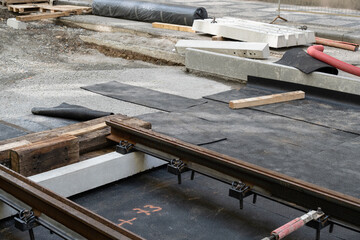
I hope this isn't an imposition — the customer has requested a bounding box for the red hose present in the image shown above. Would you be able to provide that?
[307,45,360,77]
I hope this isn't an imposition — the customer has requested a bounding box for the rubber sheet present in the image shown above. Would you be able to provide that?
[0,122,27,141]
[203,85,360,134]
[32,102,113,121]
[81,81,207,112]
[3,115,78,133]
[178,100,359,197]
[92,0,208,26]
[137,112,226,145]
[275,48,338,74]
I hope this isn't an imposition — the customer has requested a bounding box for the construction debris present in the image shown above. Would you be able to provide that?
[229,91,305,109]
[193,17,315,48]
[175,40,269,59]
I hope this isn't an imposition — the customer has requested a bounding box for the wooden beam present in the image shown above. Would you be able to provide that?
[16,11,70,22]
[229,91,305,109]
[152,22,195,33]
[63,122,107,136]
[10,135,79,177]
[0,115,151,172]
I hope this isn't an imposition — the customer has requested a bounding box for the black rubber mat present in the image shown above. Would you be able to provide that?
[68,167,357,240]
[3,115,78,133]
[275,48,338,74]
[0,122,27,141]
[137,112,226,145]
[180,101,359,198]
[32,102,113,121]
[203,85,360,135]
[82,81,207,112]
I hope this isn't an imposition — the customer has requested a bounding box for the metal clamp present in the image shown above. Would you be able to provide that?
[229,181,256,209]
[305,209,332,240]
[167,159,187,184]
[116,141,134,154]
[14,209,39,240]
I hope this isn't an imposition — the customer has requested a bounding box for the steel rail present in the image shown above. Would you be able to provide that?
[106,119,360,229]
[0,164,143,240]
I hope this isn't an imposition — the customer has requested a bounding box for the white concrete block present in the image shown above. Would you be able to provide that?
[1,152,165,219]
[7,18,27,30]
[175,40,269,59]
[185,48,360,96]
[192,18,315,48]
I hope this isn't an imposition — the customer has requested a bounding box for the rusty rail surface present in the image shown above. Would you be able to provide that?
[0,164,143,240]
[106,119,360,229]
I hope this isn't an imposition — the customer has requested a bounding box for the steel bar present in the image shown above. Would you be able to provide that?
[0,164,143,240]
[106,119,360,229]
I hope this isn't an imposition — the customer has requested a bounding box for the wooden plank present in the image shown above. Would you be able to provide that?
[16,11,70,22]
[10,135,79,177]
[229,91,305,109]
[5,0,48,5]
[0,115,151,170]
[63,122,107,136]
[0,115,126,149]
[7,4,42,13]
[63,118,151,154]
[152,22,195,33]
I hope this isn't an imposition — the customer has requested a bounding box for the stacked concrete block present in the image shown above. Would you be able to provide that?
[192,17,315,48]
[175,40,270,59]
[185,48,360,96]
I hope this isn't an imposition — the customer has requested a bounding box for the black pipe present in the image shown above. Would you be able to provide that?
[92,0,208,26]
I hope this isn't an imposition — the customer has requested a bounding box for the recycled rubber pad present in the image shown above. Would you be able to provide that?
[275,48,338,74]
[203,85,360,135]
[82,81,207,112]
[137,112,226,145]
[0,122,27,141]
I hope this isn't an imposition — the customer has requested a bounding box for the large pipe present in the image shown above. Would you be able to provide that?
[307,45,360,77]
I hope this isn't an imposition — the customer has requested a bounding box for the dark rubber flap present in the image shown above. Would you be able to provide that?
[31,103,113,121]
[276,48,338,75]
[92,0,208,26]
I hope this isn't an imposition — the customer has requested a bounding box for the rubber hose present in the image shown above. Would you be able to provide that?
[307,45,360,77]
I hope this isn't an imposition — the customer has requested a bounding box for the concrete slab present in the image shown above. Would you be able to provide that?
[185,48,360,96]
[192,18,315,48]
[175,40,269,59]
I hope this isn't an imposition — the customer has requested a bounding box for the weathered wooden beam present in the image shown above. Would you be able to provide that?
[0,115,126,165]
[229,91,305,109]
[10,135,79,177]
[0,115,151,174]
[16,11,70,22]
